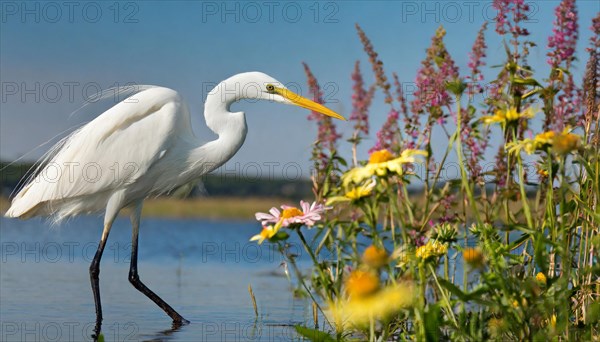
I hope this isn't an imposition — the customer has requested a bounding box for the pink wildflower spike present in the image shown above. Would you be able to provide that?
[547,0,578,68]
[350,61,373,138]
[303,63,341,173]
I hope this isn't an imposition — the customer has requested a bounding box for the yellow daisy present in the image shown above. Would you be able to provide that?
[326,180,376,205]
[482,106,536,125]
[329,281,414,329]
[342,149,427,187]
[249,222,282,244]
[362,245,389,269]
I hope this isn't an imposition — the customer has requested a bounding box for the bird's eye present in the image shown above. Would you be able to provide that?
[266,84,275,93]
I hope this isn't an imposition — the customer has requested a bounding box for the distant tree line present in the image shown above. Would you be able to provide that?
[0,161,313,199]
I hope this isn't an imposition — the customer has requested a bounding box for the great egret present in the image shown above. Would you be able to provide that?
[5,71,344,337]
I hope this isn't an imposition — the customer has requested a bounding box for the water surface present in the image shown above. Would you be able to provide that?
[0,216,315,341]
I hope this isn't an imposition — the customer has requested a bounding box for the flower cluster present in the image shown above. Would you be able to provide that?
[493,0,530,37]
[468,22,488,92]
[355,24,392,104]
[411,26,459,120]
[547,0,579,68]
[415,240,448,260]
[590,12,600,51]
[265,11,599,341]
[349,61,374,139]
[371,109,401,153]
[302,63,341,171]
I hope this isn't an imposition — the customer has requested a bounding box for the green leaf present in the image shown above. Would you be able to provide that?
[334,155,348,167]
[587,301,600,328]
[521,88,541,99]
[534,232,548,273]
[438,278,469,301]
[446,79,467,96]
[509,233,530,251]
[294,325,336,342]
[511,76,541,87]
[269,231,289,242]
[424,303,441,341]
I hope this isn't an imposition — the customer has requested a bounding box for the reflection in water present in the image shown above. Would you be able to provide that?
[0,216,313,341]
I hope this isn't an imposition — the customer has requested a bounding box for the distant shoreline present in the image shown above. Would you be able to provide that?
[0,196,289,220]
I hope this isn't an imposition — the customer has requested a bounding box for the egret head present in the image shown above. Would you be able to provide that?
[230,71,345,121]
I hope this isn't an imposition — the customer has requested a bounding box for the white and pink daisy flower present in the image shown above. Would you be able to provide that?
[255,200,329,228]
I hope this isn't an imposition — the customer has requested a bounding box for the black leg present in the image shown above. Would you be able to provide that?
[89,225,111,339]
[128,212,189,324]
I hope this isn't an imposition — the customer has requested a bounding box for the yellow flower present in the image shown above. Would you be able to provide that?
[281,207,303,219]
[463,247,484,267]
[535,272,547,285]
[362,245,389,269]
[537,167,549,178]
[507,128,581,156]
[326,180,376,205]
[534,131,555,145]
[506,138,535,155]
[550,314,557,328]
[416,240,448,260]
[345,270,380,298]
[368,149,393,164]
[342,149,427,187]
[482,106,536,125]
[249,221,282,244]
[329,282,414,328]
[345,180,376,199]
[552,131,580,154]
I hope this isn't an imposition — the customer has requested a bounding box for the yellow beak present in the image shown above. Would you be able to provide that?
[273,87,346,121]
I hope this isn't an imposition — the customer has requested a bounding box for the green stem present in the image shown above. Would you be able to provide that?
[516,154,534,230]
[428,264,458,327]
[454,95,481,225]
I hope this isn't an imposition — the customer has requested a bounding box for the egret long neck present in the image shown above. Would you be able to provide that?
[188,80,248,176]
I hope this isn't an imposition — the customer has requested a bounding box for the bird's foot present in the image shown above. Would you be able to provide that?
[172,317,190,329]
[91,316,103,340]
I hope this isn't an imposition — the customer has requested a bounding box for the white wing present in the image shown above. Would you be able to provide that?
[6,86,192,220]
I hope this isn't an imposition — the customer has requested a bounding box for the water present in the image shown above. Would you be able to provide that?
[0,216,316,341]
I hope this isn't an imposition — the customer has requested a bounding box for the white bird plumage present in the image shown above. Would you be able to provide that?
[4,71,344,336]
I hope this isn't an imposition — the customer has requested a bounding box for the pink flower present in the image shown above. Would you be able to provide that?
[255,200,329,228]
[356,24,393,104]
[350,61,374,138]
[467,23,488,96]
[303,63,341,173]
[493,0,530,37]
[547,0,578,68]
[370,109,400,154]
[590,12,600,51]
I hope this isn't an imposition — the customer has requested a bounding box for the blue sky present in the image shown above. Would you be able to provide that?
[1,1,598,180]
